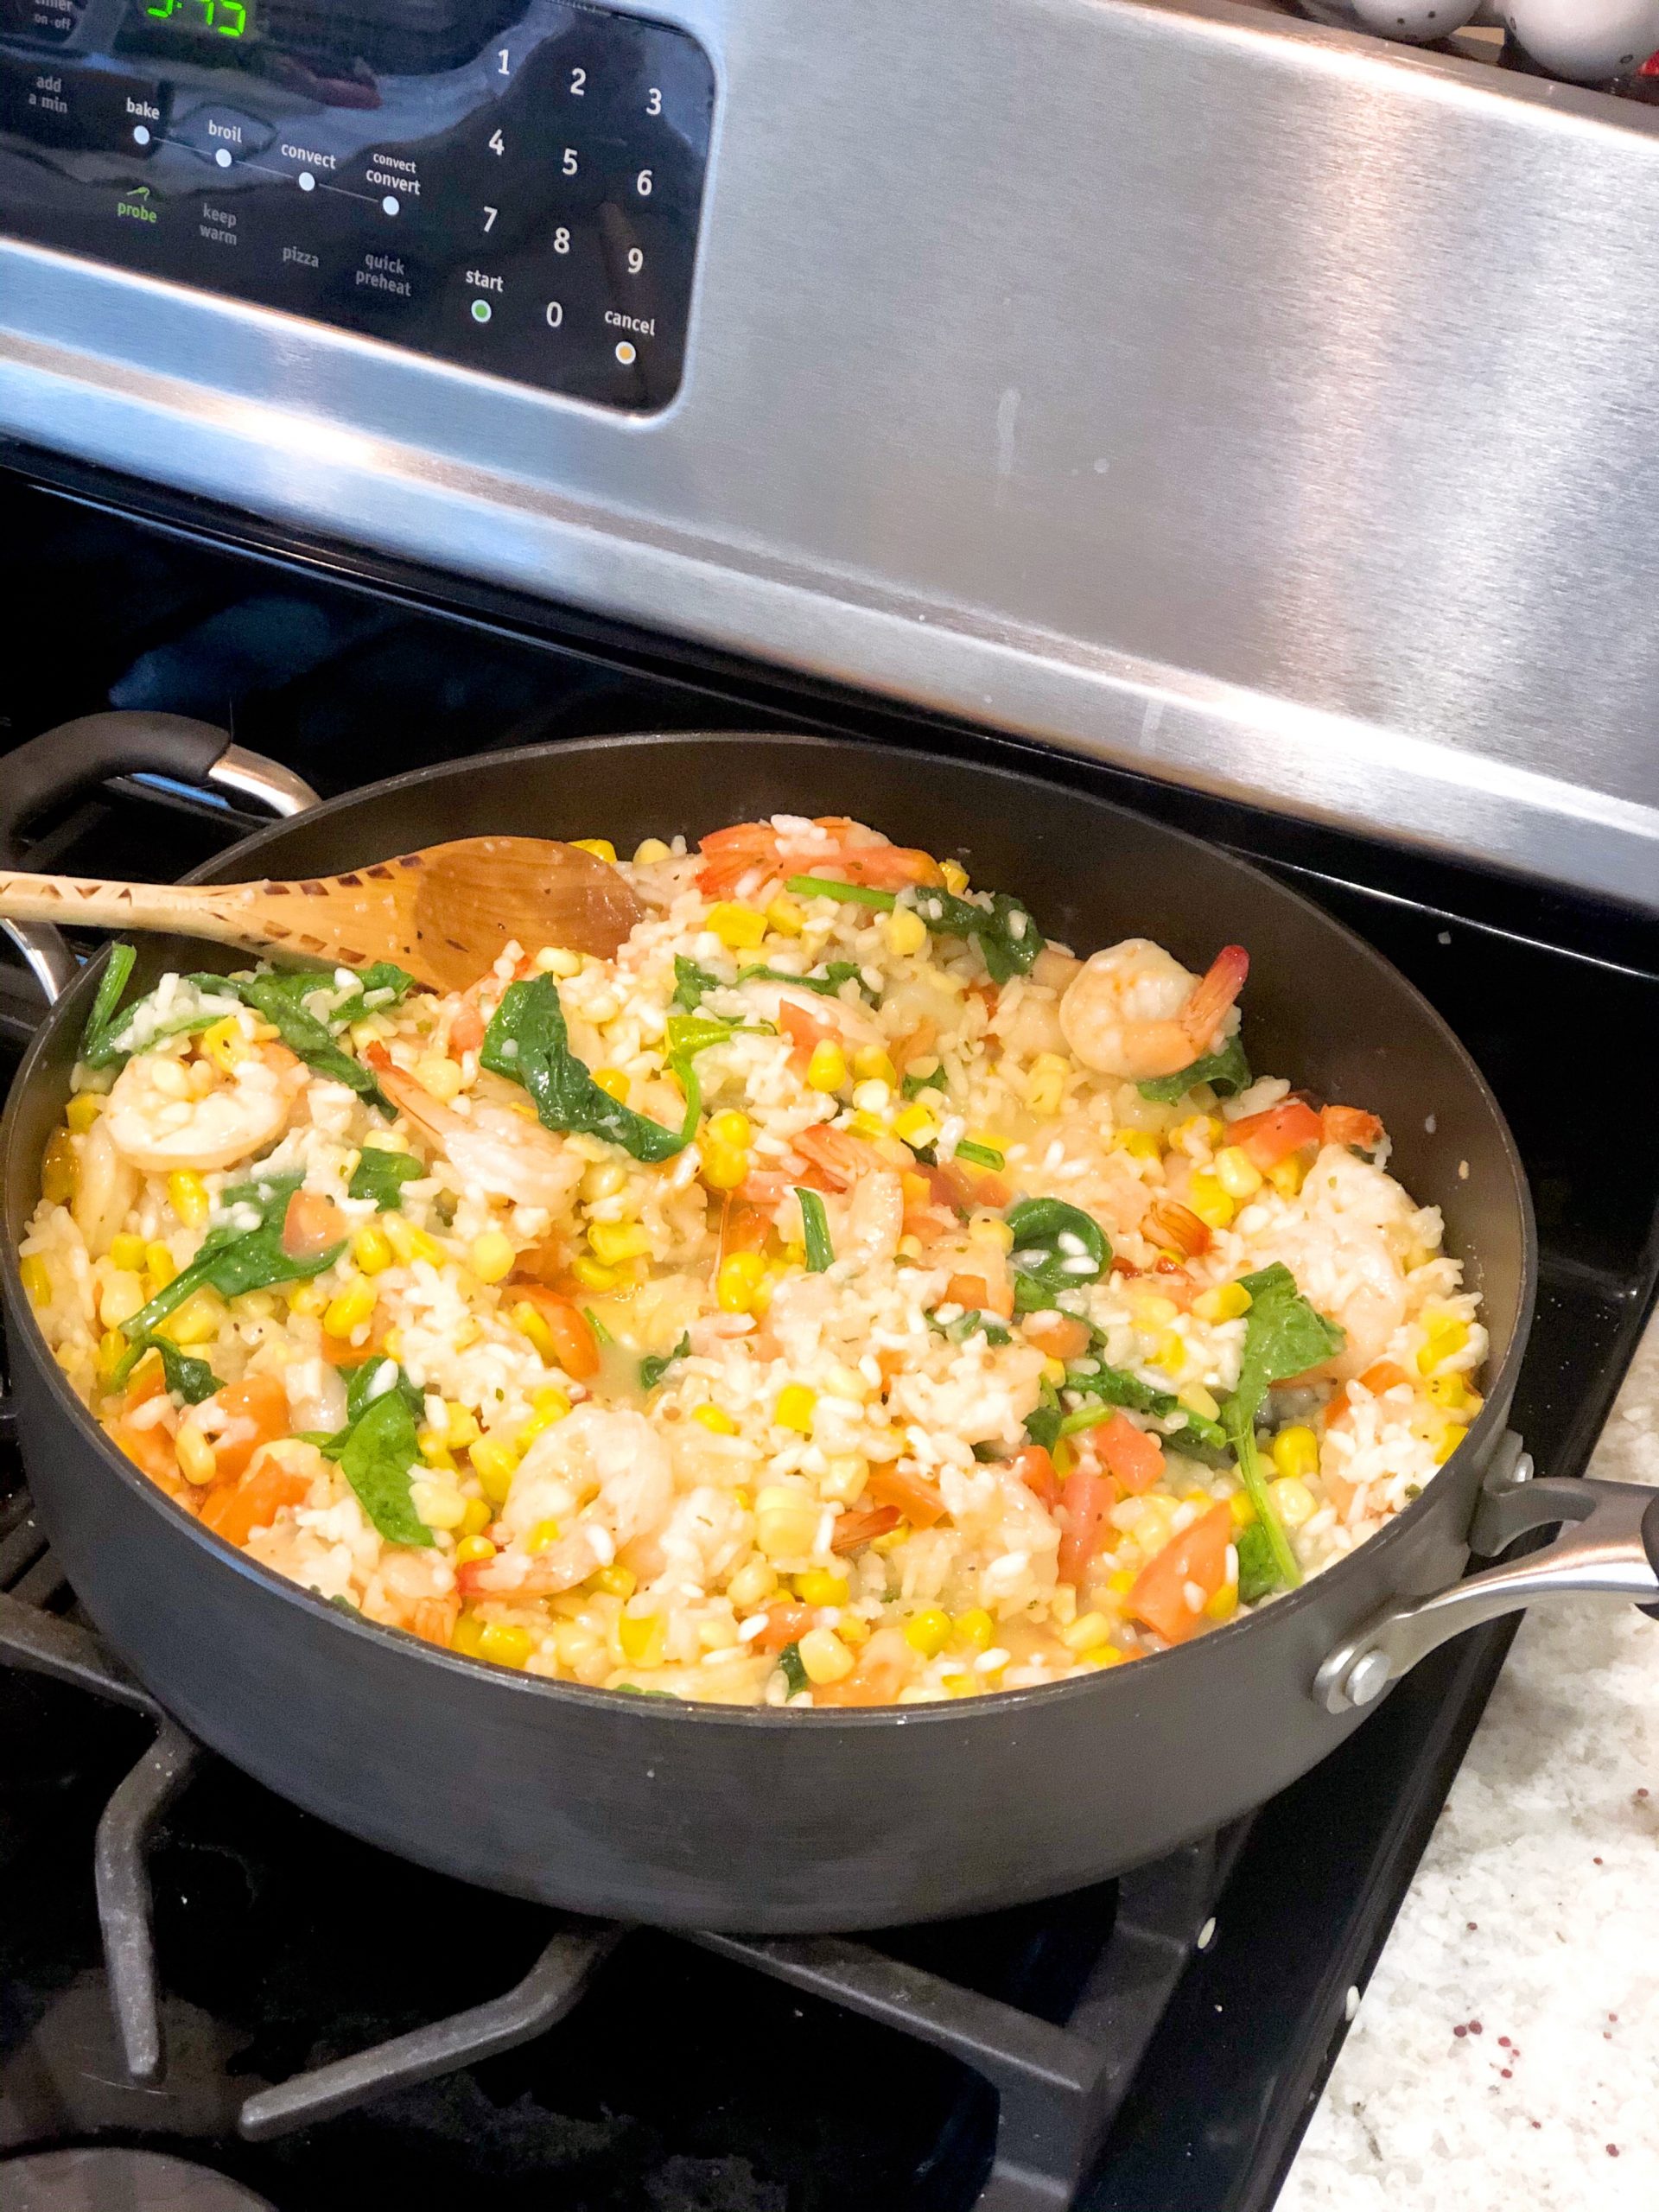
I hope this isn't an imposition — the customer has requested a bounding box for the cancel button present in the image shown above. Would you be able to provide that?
[604,309,655,338]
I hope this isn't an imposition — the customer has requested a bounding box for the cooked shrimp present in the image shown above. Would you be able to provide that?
[696,816,940,899]
[104,1046,302,1174]
[1255,1146,1416,1382]
[72,1115,139,1257]
[1059,940,1249,1082]
[463,1406,673,1598]
[365,1047,584,1213]
[836,1167,906,1268]
[741,977,885,1055]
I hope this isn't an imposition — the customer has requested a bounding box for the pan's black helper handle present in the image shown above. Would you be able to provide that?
[0,711,320,1003]
[1316,1433,1659,1712]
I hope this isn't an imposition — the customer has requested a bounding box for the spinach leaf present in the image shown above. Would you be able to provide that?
[342,1355,423,1427]
[797,1188,835,1273]
[901,1063,945,1099]
[663,1013,745,1060]
[778,1641,810,1697]
[785,875,897,912]
[1004,1198,1109,1313]
[1219,1263,1345,1591]
[954,1138,1005,1170]
[639,1332,691,1391]
[671,955,722,1011]
[482,973,690,1164]
[78,943,137,1064]
[907,886,1046,983]
[122,1173,342,1341]
[110,1333,221,1404]
[79,950,244,1071]
[336,1386,432,1548]
[1024,1376,1065,1452]
[585,1307,614,1347]
[927,1307,1013,1348]
[738,960,873,1003]
[347,1146,425,1211]
[1235,1520,1281,1606]
[1138,1033,1252,1104]
[215,972,392,1113]
[1056,1359,1227,1458]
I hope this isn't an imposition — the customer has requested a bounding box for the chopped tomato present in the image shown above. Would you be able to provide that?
[778,999,836,1071]
[107,1416,180,1489]
[1096,1411,1165,1495]
[512,1287,600,1380]
[1357,1360,1413,1396]
[813,1628,915,1706]
[200,1453,312,1548]
[866,1462,947,1529]
[1227,1099,1323,1171]
[1011,1444,1061,1511]
[1127,1501,1234,1645]
[281,1188,346,1262]
[510,1236,570,1287]
[718,1195,773,1262]
[1322,1104,1386,1152]
[831,1503,903,1552]
[1022,1311,1092,1362]
[1325,1471,1359,1516]
[944,1271,1014,1321]
[200,1373,289,1483]
[756,1599,816,1652]
[1058,1465,1120,1586]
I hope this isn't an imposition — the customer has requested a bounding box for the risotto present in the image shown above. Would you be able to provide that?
[17,816,1485,1707]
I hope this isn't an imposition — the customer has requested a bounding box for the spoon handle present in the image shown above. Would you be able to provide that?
[0,870,278,953]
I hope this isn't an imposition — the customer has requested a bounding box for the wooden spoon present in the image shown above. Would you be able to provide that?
[0,836,645,993]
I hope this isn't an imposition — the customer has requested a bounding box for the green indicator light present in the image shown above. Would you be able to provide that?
[471,298,493,324]
[146,1,252,32]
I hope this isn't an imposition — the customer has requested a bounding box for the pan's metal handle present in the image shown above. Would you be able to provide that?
[0,712,320,1004]
[1316,1432,1659,1713]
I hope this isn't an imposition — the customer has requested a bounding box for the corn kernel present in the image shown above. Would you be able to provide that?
[1268,1154,1307,1198]
[969,1216,1016,1251]
[199,1016,250,1076]
[1417,1315,1471,1376]
[592,1563,637,1598]
[797,1625,855,1685]
[143,1242,177,1292]
[592,1067,630,1104]
[569,1257,619,1291]
[940,1671,976,1697]
[1152,1330,1187,1377]
[1129,1292,1179,1332]
[1186,1173,1236,1230]
[468,1229,515,1283]
[833,1612,869,1648]
[110,1233,148,1273]
[1063,1611,1116,1653]
[1027,1052,1068,1117]
[1229,1491,1257,1529]
[65,1092,103,1133]
[707,901,768,950]
[882,906,929,958]
[534,945,583,978]
[904,1606,951,1657]
[764,893,805,938]
[618,1611,668,1667]
[571,836,617,863]
[167,1170,210,1229]
[952,1608,995,1652]
[323,1277,377,1340]
[417,1428,457,1471]
[717,1250,767,1314]
[458,1497,492,1537]
[410,1478,467,1530]
[847,1110,886,1141]
[773,1383,817,1433]
[1205,1582,1240,1622]
[1086,1646,1128,1669]
[891,1101,938,1146]
[509,1300,556,1359]
[160,1289,226,1345]
[1271,1425,1321,1480]
[1052,1439,1077,1478]
[477,1622,534,1669]
[455,1534,497,1566]
[806,1039,849,1093]
[175,1424,218,1486]
[1213,1145,1265,1201]
[515,1389,571,1446]
[95,1328,129,1386]
[451,1611,489,1656]
[352,1224,394,1276]
[523,1516,563,1554]
[414,1055,464,1103]
[795,1568,851,1608]
[820,1454,868,1503]
[383,1214,445,1268]
[1426,1374,1473,1414]
[287,1281,327,1318]
[692,1403,740,1435]
[469,1435,520,1506]
[701,1109,748,1151]
[1192,1281,1254,1324]
[848,1047,895,1087]
[1268,1475,1316,1528]
[632,836,671,865]
[588,1220,652,1267]
[1433,1424,1465,1465]
[754,1484,821,1559]
[698,1142,745,1191]
[1041,1355,1068,1386]
[1106,1568,1135,1598]
[1178,1382,1222,1422]
[848,1079,887,1115]
[1111,1128,1161,1160]
[940,859,969,894]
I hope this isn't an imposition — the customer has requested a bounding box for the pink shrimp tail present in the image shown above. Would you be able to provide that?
[1181,944,1249,1052]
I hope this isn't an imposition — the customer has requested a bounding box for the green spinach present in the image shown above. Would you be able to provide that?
[1138,1034,1252,1105]
[671,955,722,1012]
[906,886,1046,984]
[482,973,690,1163]
[1004,1198,1109,1313]
[928,1307,1013,1348]
[796,1187,835,1273]
[1235,1520,1281,1607]
[335,1385,432,1548]
[778,1641,811,1697]
[639,1332,691,1391]
[1219,1263,1345,1592]
[122,1172,342,1342]
[738,960,872,1002]
[110,1332,221,1404]
[1054,1358,1227,1457]
[347,1146,425,1211]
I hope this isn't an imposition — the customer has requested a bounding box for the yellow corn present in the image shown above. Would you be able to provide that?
[1152,1330,1187,1378]
[287,1281,327,1318]
[902,1606,951,1658]
[442,1401,483,1446]
[1229,1491,1257,1529]
[454,1534,497,1566]
[569,1257,619,1291]
[1433,1423,1465,1465]
[1213,1145,1265,1201]
[417,1428,457,1471]
[1271,1425,1321,1480]
[795,1568,850,1608]
[469,1434,520,1506]
[592,1068,630,1104]
[352,1224,394,1275]
[797,1626,855,1685]
[1268,1154,1307,1198]
[847,1110,885,1141]
[707,901,767,950]
[323,1276,377,1341]
[754,1484,821,1559]
[717,1250,766,1314]
[1105,1567,1135,1598]
[618,1611,668,1668]
[97,1270,143,1330]
[95,1328,129,1386]
[773,1383,817,1433]
[65,1091,103,1134]
[706,1109,752,1150]
[940,859,969,894]
[1268,1475,1316,1528]
[110,1233,148,1273]
[1426,1374,1476,1415]
[1417,1314,1471,1376]
[515,1389,571,1446]
[819,1454,868,1504]
[160,1289,226,1345]
[199,1016,250,1075]
[849,1047,897,1087]
[1192,1281,1253,1324]
[1186,1173,1236,1230]
[1052,1438,1077,1479]
[837,1612,871,1648]
[702,1144,748,1192]
[571,836,617,863]
[383,1214,445,1268]
[692,1403,740,1435]
[891,1102,938,1147]
[167,1170,210,1229]
[969,1215,1016,1251]
[806,1039,848,1093]
[952,1608,995,1652]
[1085,1646,1128,1669]
[882,906,928,958]
[469,1230,516,1283]
[450,1611,489,1657]
[1041,1355,1068,1386]
[175,1424,218,1486]
[413,1055,464,1102]
[533,945,582,977]
[1178,1382,1222,1423]
[477,1622,534,1669]
[940,1671,977,1697]
[1063,1611,1116,1653]
[632,837,671,866]
[1026,1053,1068,1117]
[524,1516,563,1554]
[459,1497,493,1538]
[581,1159,629,1203]
[143,1242,177,1292]
[41,1128,78,1205]
[1130,1292,1179,1332]
[1111,1128,1161,1160]
[591,1563,637,1598]
[511,1301,558,1360]
[410,1478,467,1530]
[764,893,804,938]
[1173,1114,1224,1154]
[588,1220,652,1267]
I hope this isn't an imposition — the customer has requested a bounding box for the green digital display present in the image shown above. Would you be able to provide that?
[143,0,254,35]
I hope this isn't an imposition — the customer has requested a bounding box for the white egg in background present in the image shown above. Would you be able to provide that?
[1345,0,1482,41]
[1502,0,1659,79]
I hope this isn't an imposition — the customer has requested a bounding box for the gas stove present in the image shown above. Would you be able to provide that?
[1,465,1656,2212]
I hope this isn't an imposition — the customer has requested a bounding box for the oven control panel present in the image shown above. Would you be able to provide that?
[0,2,714,411]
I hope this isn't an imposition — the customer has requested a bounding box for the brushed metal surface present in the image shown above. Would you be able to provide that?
[3,0,1658,906]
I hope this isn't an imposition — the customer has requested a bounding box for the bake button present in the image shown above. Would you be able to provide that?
[0,55,169,152]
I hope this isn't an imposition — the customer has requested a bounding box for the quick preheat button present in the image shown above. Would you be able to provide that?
[356,252,411,298]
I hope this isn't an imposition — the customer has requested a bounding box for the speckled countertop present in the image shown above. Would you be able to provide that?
[1279,1319,1659,2212]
